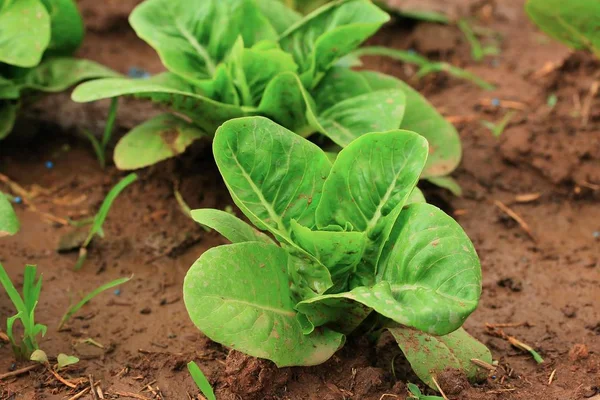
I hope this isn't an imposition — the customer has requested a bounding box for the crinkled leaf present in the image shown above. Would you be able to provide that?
[0,101,18,139]
[290,219,366,290]
[113,114,206,170]
[227,39,298,107]
[40,0,84,55]
[213,116,332,240]
[255,0,302,34]
[257,72,320,136]
[316,130,428,271]
[280,0,389,87]
[20,58,119,92]
[0,192,19,236]
[72,73,247,132]
[295,293,373,334]
[191,208,273,244]
[129,0,277,82]
[183,242,344,367]
[359,71,462,178]
[300,203,481,335]
[526,0,600,58]
[376,203,481,334]
[389,326,492,390]
[0,0,51,67]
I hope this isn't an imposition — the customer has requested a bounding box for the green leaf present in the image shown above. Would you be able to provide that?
[30,349,48,363]
[426,176,462,197]
[0,77,20,99]
[129,0,277,82]
[0,101,18,140]
[359,71,462,178]
[280,0,389,87]
[72,73,247,133]
[312,68,406,146]
[257,72,320,136]
[39,0,84,55]
[255,0,302,34]
[113,114,207,170]
[376,203,482,334]
[213,116,332,241]
[227,39,298,107]
[191,208,273,244]
[407,187,426,204]
[0,192,19,236]
[526,0,600,58]
[187,361,216,400]
[389,326,492,390]
[290,219,366,289]
[20,58,120,92]
[56,353,79,368]
[0,0,51,67]
[316,130,428,259]
[183,242,344,367]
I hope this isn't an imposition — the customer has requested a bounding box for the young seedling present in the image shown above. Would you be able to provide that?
[481,111,516,138]
[74,173,138,270]
[407,383,445,400]
[183,117,492,391]
[71,0,463,186]
[457,19,500,62]
[58,276,132,330]
[82,97,119,168]
[0,264,47,360]
[0,0,117,139]
[187,361,216,400]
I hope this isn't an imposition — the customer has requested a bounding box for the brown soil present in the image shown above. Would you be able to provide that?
[1,0,599,399]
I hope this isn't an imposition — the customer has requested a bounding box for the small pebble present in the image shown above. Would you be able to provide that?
[140,307,152,315]
[593,231,599,238]
[45,161,54,169]
[128,67,151,79]
[407,48,416,55]
[491,98,501,107]
[114,289,121,296]
[13,196,22,204]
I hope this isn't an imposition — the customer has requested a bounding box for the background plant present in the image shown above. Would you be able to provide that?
[0,0,118,139]
[526,0,600,58]
[72,0,462,187]
[183,117,491,390]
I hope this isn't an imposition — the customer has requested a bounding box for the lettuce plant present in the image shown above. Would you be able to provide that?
[526,0,600,58]
[183,117,491,390]
[0,0,118,139]
[72,0,461,184]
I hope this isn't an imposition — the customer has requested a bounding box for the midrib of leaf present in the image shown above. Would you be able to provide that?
[203,295,296,317]
[226,141,288,238]
[551,13,598,54]
[173,17,216,77]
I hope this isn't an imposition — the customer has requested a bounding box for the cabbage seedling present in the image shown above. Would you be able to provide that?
[0,0,118,139]
[72,0,462,184]
[183,117,491,390]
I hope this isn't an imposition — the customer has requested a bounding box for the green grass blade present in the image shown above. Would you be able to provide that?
[83,173,138,248]
[102,97,119,148]
[82,129,106,169]
[58,276,132,330]
[458,19,484,61]
[22,265,41,313]
[187,361,216,400]
[0,263,28,316]
[352,46,429,66]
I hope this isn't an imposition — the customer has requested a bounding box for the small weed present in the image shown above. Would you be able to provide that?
[83,97,119,169]
[481,111,516,138]
[0,264,46,360]
[74,173,138,270]
[58,276,132,330]
[407,383,444,399]
[187,361,216,400]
